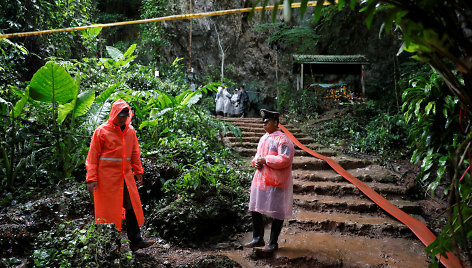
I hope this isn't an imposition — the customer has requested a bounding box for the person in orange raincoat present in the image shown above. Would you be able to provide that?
[244,109,294,253]
[86,99,154,252]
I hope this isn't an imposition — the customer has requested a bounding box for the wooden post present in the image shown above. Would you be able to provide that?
[301,63,304,90]
[188,0,193,72]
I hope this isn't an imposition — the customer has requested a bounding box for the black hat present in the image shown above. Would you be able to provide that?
[117,108,129,117]
[260,109,279,123]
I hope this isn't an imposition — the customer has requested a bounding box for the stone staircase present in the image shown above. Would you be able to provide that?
[221,117,429,267]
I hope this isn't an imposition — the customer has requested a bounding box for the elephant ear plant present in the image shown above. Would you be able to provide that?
[15,61,95,180]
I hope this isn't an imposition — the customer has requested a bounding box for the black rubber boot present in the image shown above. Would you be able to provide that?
[125,193,155,252]
[262,219,284,252]
[244,212,265,248]
[126,208,143,244]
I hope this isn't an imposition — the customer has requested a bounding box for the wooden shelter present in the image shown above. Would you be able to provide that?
[292,54,369,94]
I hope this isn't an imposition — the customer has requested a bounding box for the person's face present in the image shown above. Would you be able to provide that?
[263,118,278,134]
[114,115,128,127]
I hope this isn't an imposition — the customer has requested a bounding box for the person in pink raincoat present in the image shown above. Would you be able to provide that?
[86,99,154,252]
[244,109,294,253]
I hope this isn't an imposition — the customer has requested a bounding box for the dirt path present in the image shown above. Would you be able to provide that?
[219,117,429,267]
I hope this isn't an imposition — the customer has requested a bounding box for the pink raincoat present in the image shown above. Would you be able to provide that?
[249,130,294,220]
[86,99,144,231]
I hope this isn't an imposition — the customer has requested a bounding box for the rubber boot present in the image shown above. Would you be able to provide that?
[244,212,265,248]
[262,219,284,252]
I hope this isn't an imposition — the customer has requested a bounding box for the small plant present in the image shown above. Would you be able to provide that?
[30,221,135,267]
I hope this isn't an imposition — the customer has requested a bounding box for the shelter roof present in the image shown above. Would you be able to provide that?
[293,54,369,64]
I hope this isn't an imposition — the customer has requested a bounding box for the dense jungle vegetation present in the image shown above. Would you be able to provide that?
[1,0,471,267]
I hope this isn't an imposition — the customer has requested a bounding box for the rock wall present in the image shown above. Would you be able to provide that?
[159,0,284,93]
[158,2,401,102]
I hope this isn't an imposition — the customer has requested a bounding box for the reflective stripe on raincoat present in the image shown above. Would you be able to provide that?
[86,99,144,231]
[249,130,294,220]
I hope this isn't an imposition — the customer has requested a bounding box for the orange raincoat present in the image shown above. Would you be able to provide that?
[86,99,144,231]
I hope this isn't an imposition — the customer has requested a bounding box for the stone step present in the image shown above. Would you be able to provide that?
[288,209,416,238]
[293,179,408,197]
[228,141,325,150]
[292,165,399,183]
[218,117,261,123]
[221,119,293,127]
[293,194,421,214]
[230,126,303,134]
[225,130,309,138]
[226,135,314,144]
[233,147,338,157]
[292,156,371,170]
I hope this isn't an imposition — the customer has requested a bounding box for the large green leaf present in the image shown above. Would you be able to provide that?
[81,27,102,39]
[175,89,191,104]
[156,90,176,109]
[13,96,27,118]
[74,90,95,117]
[300,0,308,19]
[122,44,137,58]
[57,90,96,124]
[106,46,123,62]
[181,92,201,107]
[29,62,78,104]
[313,0,324,22]
[57,99,76,124]
[96,82,121,103]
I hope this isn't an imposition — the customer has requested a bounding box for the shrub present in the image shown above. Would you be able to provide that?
[29,221,135,267]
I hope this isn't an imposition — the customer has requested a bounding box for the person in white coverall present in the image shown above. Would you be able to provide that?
[222,87,233,117]
[215,86,225,116]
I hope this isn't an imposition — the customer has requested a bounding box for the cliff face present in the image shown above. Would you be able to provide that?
[159,0,284,92]
[158,2,401,101]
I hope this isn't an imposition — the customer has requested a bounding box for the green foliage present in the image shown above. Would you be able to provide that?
[0,39,28,92]
[30,221,135,267]
[139,0,170,63]
[256,22,320,53]
[16,61,95,179]
[80,27,103,55]
[140,83,218,130]
[426,198,472,267]
[255,1,472,264]
[309,101,408,159]
[0,0,97,59]
[349,103,408,157]
[277,82,327,120]
[402,72,472,266]
[0,99,33,190]
[147,163,251,246]
[402,72,460,195]
[200,64,239,91]
[1,37,249,261]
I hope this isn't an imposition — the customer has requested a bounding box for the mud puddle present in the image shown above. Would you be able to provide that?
[223,228,428,267]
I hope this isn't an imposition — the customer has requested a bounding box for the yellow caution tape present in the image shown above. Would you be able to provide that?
[0,1,333,39]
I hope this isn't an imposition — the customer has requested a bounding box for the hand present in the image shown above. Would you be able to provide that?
[136,173,143,187]
[87,181,97,194]
[254,157,266,169]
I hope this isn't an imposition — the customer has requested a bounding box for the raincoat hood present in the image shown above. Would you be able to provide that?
[108,99,133,127]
